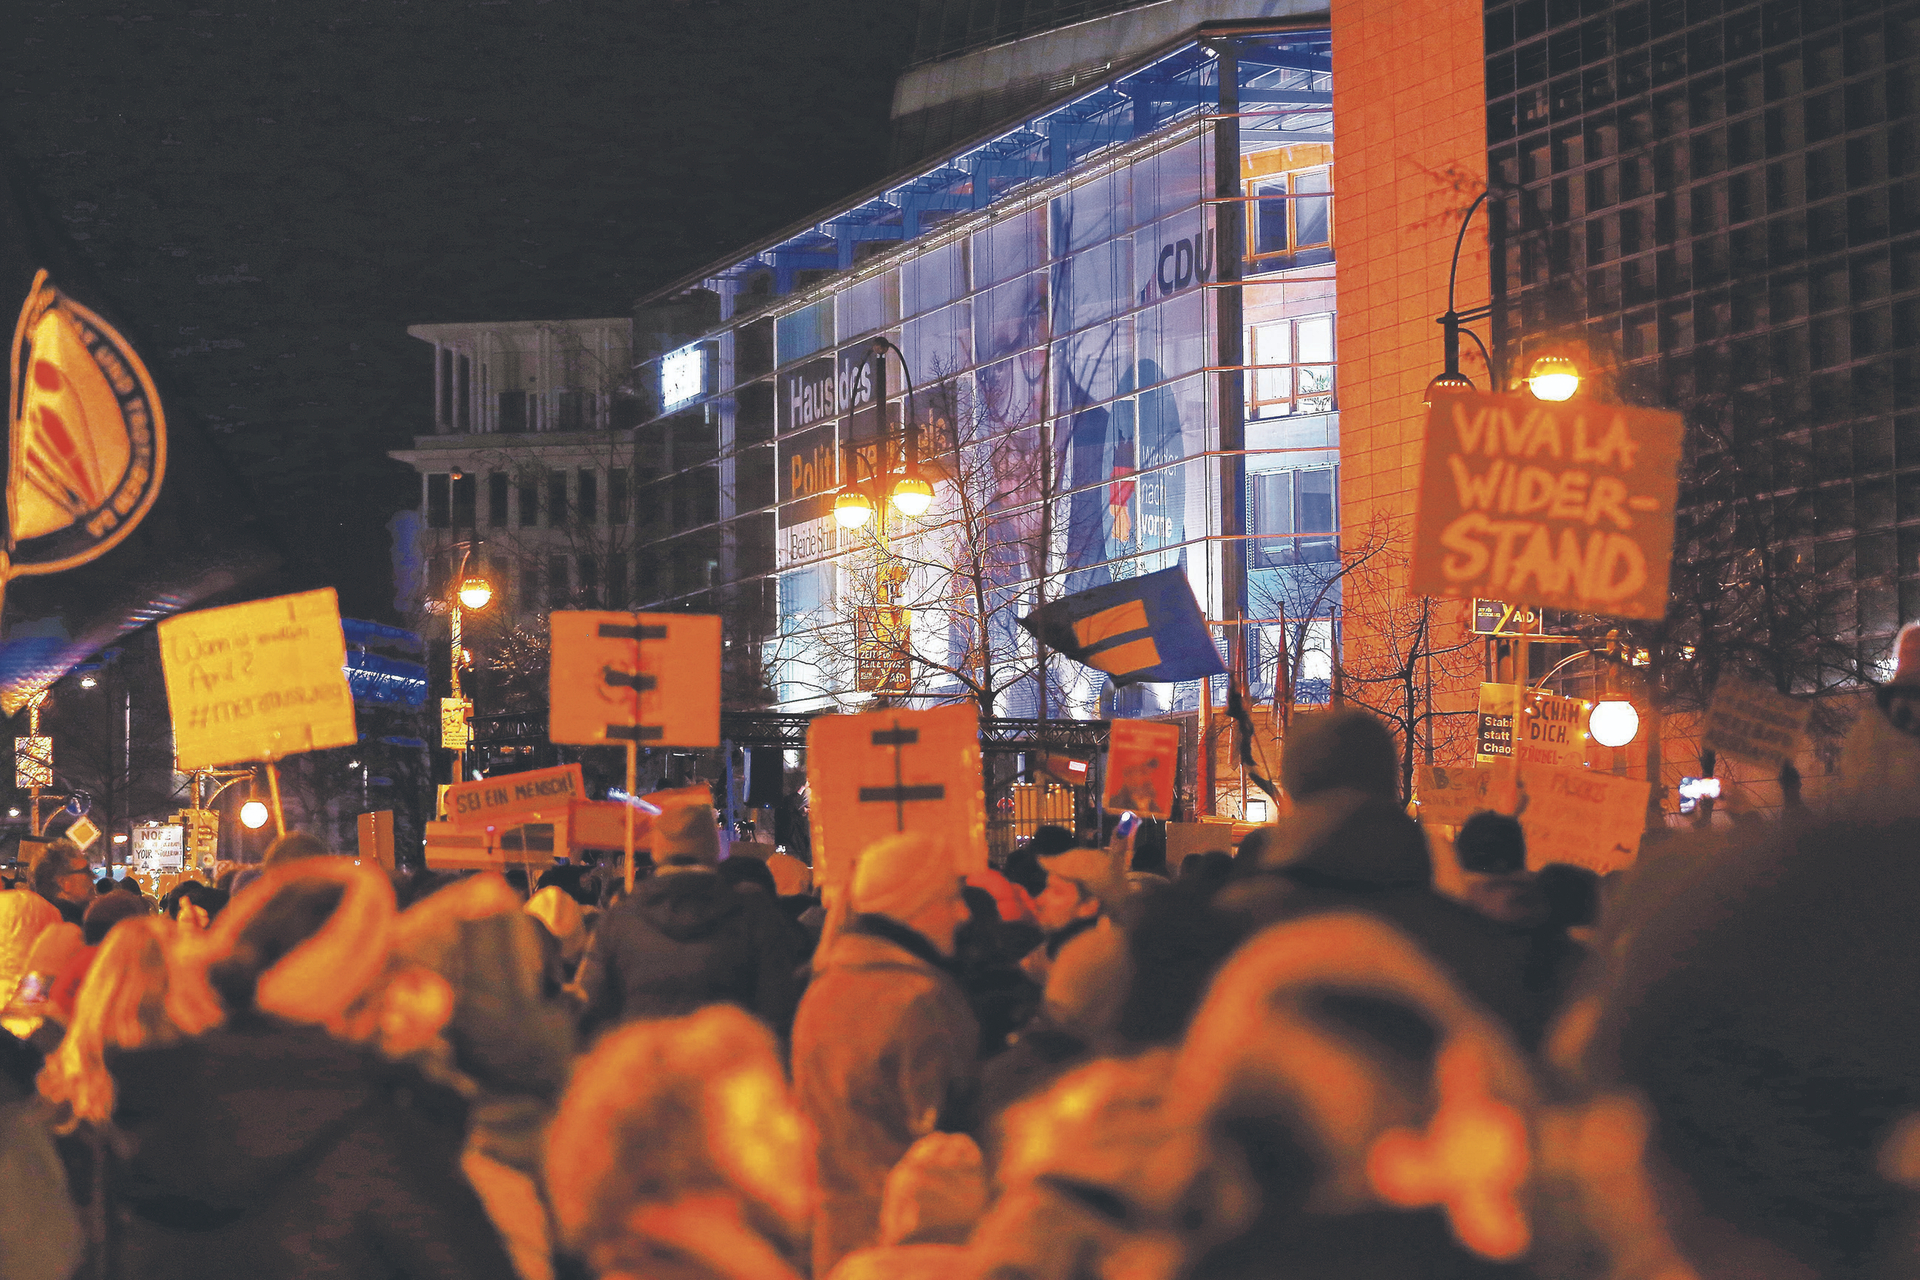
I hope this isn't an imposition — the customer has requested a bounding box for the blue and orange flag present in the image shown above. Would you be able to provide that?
[1019,567,1224,686]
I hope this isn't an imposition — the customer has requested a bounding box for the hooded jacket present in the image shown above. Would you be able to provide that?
[109,1016,516,1280]
[576,869,800,1037]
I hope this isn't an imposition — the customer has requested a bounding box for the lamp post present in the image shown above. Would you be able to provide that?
[446,541,492,785]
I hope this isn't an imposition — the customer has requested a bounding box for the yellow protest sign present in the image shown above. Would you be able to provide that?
[1413,391,1682,620]
[1476,685,1588,768]
[1703,673,1809,766]
[440,697,471,750]
[806,703,987,889]
[1415,764,1512,827]
[159,589,357,769]
[1105,719,1181,817]
[1516,764,1650,874]
[444,763,585,832]
[549,611,720,747]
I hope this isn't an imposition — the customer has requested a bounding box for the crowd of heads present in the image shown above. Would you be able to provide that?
[3,687,1919,1280]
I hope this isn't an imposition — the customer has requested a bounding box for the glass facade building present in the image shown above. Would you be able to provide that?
[629,29,1341,722]
[1486,0,1920,677]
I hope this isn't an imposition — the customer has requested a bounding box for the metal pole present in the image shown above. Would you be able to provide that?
[623,739,638,893]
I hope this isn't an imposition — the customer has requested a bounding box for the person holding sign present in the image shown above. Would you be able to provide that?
[575,790,799,1040]
[792,831,978,1278]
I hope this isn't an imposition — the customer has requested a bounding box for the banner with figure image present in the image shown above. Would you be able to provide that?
[1412,391,1682,621]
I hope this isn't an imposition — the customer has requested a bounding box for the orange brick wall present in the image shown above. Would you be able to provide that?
[1331,0,1490,767]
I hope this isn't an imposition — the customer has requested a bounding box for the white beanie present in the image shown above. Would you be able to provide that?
[851,832,958,923]
[647,787,720,870]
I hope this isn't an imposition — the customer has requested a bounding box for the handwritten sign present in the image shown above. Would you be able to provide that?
[1703,673,1809,766]
[1105,719,1181,817]
[807,703,987,889]
[1415,764,1511,827]
[549,611,720,747]
[444,763,585,832]
[159,589,357,769]
[1413,391,1682,620]
[1516,764,1650,875]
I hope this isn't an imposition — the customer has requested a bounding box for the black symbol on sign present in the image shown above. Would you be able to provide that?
[597,621,669,742]
[857,720,945,830]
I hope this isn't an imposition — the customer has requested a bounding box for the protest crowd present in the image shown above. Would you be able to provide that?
[5,627,1920,1280]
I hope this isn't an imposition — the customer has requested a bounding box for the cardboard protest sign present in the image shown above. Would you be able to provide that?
[159,589,357,769]
[444,763,585,832]
[549,611,720,747]
[1476,685,1587,768]
[1415,764,1512,827]
[1703,673,1809,766]
[1414,391,1683,621]
[806,703,987,889]
[1516,764,1650,875]
[1106,719,1182,817]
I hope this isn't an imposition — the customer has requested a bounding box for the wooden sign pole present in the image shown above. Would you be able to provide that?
[265,760,287,837]
[1510,615,1532,807]
[624,739,638,893]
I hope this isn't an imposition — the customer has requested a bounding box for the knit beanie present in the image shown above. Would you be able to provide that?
[1037,843,1128,911]
[1281,708,1401,801]
[1455,810,1527,875]
[850,832,957,923]
[82,890,150,945]
[647,787,720,870]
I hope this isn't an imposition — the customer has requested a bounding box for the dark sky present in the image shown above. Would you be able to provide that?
[6,0,917,621]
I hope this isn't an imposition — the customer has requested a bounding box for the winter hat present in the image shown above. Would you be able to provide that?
[82,890,149,945]
[1037,842,1128,911]
[850,832,958,923]
[1454,811,1527,875]
[191,859,397,1028]
[1281,708,1401,801]
[646,787,720,870]
[526,884,587,966]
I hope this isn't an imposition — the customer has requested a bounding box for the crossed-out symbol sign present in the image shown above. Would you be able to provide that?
[549,611,721,748]
[859,722,947,828]
[806,703,989,887]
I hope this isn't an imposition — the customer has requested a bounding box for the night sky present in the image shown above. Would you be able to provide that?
[5,0,917,621]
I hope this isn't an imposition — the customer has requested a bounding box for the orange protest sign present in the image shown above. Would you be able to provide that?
[1104,719,1181,817]
[444,763,584,832]
[1413,391,1682,621]
[806,703,987,889]
[159,589,358,769]
[548,611,720,748]
[1515,764,1650,875]
[1415,764,1513,827]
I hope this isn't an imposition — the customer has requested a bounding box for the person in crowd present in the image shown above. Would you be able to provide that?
[6,914,84,1043]
[1453,811,1547,928]
[950,884,1041,1060]
[0,887,61,1038]
[547,1004,814,1280]
[525,882,588,982]
[792,831,978,1277]
[1001,825,1073,903]
[261,830,332,868]
[107,858,517,1280]
[1539,813,1920,1280]
[93,878,113,897]
[45,891,152,1028]
[31,839,93,926]
[824,1131,988,1280]
[763,844,812,898]
[1021,841,1114,987]
[1219,708,1555,1050]
[398,872,576,1280]
[159,879,228,932]
[576,790,799,1039]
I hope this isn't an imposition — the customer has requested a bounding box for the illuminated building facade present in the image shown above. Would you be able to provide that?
[632,20,1344,786]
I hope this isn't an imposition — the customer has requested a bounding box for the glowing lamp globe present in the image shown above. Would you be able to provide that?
[240,800,271,830]
[834,489,874,529]
[890,475,934,517]
[1589,700,1640,748]
[1526,354,1581,402]
[1423,371,1475,406]
[458,577,493,610]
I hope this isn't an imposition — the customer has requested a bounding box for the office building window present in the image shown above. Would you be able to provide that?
[548,472,568,527]
[579,555,599,607]
[498,391,527,434]
[607,552,627,609]
[518,478,538,528]
[578,470,598,524]
[1248,465,1339,566]
[609,468,630,524]
[450,473,476,528]
[488,472,509,527]
[1251,168,1333,265]
[1248,315,1336,417]
[547,555,570,610]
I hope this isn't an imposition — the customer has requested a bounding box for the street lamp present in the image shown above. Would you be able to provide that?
[240,799,271,830]
[1425,188,1494,405]
[458,577,493,610]
[834,337,942,529]
[834,489,875,529]
[1526,354,1581,402]
[447,543,492,785]
[889,474,935,517]
[1589,699,1640,747]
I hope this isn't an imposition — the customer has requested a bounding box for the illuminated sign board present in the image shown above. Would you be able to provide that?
[661,345,706,410]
